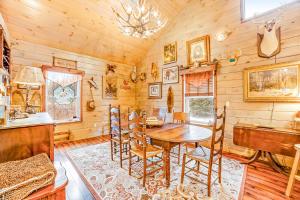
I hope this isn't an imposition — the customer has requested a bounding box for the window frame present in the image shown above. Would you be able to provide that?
[184,95,214,125]
[240,0,298,22]
[42,65,85,124]
[182,69,216,126]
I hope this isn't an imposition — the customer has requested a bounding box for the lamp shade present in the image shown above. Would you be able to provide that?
[13,66,44,86]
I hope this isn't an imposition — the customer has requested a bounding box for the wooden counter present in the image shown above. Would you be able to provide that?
[0,113,55,163]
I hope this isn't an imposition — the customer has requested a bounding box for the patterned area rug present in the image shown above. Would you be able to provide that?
[65,142,245,200]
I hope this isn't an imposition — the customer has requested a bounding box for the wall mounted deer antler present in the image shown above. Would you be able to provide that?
[254,8,284,58]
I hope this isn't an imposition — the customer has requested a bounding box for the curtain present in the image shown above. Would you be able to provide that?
[45,71,82,87]
[185,71,213,97]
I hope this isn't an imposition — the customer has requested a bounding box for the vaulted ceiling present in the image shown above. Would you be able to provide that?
[0,0,191,65]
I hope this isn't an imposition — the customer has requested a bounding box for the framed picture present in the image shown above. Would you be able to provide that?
[163,42,177,64]
[148,82,162,99]
[102,75,118,99]
[53,57,77,69]
[186,35,210,65]
[162,66,179,84]
[244,61,300,102]
[17,84,40,90]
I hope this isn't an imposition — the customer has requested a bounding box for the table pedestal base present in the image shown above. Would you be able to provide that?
[241,150,288,175]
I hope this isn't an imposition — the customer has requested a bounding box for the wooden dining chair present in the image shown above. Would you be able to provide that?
[128,107,139,134]
[172,112,189,164]
[286,144,300,197]
[152,107,167,122]
[128,119,164,187]
[109,104,129,168]
[180,105,227,197]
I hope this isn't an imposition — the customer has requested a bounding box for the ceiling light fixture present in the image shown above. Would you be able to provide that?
[112,0,167,38]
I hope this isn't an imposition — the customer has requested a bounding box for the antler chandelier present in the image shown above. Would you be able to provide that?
[112,0,167,38]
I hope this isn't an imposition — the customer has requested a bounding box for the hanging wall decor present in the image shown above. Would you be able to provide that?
[120,80,131,90]
[148,82,162,99]
[163,42,177,64]
[87,77,98,111]
[53,56,77,69]
[151,63,159,81]
[130,66,137,83]
[257,19,281,58]
[103,64,118,99]
[167,86,174,113]
[187,35,210,65]
[139,73,147,82]
[162,65,179,84]
[244,61,300,102]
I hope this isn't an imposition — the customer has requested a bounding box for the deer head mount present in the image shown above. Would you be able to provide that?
[257,18,281,58]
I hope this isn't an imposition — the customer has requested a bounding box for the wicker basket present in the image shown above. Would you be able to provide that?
[0,153,56,200]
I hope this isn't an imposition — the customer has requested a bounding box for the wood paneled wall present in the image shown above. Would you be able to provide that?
[11,40,136,140]
[136,0,300,156]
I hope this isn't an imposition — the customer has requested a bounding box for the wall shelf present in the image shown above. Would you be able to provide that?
[179,64,216,76]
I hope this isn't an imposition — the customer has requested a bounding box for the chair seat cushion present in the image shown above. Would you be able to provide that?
[111,134,130,143]
[131,145,163,158]
[186,146,220,163]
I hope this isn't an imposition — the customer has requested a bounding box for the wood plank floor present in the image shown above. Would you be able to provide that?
[55,136,300,200]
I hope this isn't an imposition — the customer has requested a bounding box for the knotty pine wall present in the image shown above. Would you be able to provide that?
[10,40,136,140]
[136,0,300,157]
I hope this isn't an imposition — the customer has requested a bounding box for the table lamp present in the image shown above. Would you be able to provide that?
[13,66,44,114]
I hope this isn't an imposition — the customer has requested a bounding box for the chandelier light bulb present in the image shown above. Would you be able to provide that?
[112,0,167,38]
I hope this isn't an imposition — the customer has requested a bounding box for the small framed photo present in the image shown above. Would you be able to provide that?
[148,82,162,99]
[163,42,177,65]
[162,66,179,84]
[186,35,210,65]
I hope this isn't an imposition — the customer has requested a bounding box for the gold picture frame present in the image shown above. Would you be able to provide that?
[244,61,300,102]
[148,82,162,99]
[186,35,210,66]
[163,42,177,64]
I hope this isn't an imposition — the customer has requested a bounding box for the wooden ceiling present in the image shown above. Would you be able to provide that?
[0,0,190,65]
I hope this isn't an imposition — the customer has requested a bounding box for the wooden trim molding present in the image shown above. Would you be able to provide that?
[42,65,85,76]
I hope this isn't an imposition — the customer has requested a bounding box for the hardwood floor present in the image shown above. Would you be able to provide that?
[55,136,300,200]
[55,136,110,200]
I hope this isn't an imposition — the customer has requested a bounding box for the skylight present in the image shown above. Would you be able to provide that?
[241,0,298,21]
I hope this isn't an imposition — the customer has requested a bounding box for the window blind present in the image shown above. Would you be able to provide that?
[185,71,213,97]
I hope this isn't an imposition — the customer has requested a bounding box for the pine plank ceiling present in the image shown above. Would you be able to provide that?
[0,0,191,65]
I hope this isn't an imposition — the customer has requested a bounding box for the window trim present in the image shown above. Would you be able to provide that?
[181,69,217,126]
[41,65,85,124]
[240,0,298,23]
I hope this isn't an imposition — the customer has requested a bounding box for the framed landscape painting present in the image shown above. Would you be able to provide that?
[163,42,177,64]
[186,35,210,65]
[162,66,179,84]
[244,61,300,102]
[148,82,162,99]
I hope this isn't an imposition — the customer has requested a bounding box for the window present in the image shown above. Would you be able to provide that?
[43,66,84,124]
[184,71,214,125]
[241,0,297,21]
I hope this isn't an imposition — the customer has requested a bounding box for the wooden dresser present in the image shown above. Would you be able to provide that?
[233,123,300,173]
[0,112,54,163]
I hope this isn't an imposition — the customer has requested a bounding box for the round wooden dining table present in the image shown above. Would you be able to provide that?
[146,124,212,187]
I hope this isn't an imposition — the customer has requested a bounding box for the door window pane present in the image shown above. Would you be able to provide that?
[45,71,81,123]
